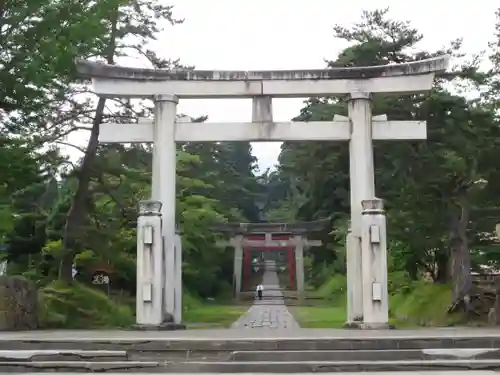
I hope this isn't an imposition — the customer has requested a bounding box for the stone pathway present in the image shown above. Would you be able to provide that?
[231,260,300,329]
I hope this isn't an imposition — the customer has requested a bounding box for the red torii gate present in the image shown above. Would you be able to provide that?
[214,220,327,299]
[242,233,296,290]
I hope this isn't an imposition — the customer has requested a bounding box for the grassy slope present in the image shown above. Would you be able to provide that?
[390,282,463,327]
[40,282,248,329]
[289,275,464,328]
[40,281,135,328]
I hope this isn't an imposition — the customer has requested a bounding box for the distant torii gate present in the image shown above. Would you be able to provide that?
[214,220,326,300]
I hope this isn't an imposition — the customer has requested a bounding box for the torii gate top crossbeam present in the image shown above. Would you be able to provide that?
[77,57,448,81]
[211,218,330,235]
[75,56,449,98]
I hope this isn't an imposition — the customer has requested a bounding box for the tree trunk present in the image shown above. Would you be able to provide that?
[435,247,451,283]
[59,98,106,282]
[449,198,472,307]
[58,8,118,282]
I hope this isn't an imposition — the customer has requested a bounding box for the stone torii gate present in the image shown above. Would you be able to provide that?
[213,220,326,300]
[76,55,449,329]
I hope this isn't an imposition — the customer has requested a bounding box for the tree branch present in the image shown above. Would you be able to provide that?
[55,141,87,154]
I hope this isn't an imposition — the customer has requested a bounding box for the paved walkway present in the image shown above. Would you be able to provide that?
[231,260,300,329]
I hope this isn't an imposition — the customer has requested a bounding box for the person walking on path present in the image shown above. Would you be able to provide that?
[256,283,264,300]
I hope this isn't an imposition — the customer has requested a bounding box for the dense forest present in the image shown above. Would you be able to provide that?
[1,1,500,327]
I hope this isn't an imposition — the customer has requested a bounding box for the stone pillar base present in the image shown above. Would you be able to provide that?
[359,322,395,330]
[343,321,363,329]
[296,293,305,304]
[132,322,186,331]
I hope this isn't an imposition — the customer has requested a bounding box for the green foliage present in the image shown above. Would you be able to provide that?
[0,0,263,326]
[0,0,125,122]
[293,271,463,328]
[268,8,500,307]
[39,281,134,328]
[390,282,463,327]
[293,279,462,328]
[266,200,297,222]
[312,275,347,301]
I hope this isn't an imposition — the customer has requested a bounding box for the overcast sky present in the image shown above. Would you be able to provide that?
[150,0,497,173]
[68,0,498,172]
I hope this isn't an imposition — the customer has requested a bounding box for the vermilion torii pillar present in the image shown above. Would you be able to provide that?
[77,56,449,328]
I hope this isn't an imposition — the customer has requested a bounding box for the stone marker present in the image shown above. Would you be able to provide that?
[0,276,38,330]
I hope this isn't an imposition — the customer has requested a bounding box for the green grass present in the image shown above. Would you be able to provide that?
[289,275,347,328]
[290,304,347,328]
[183,304,248,328]
[289,275,464,328]
[312,275,346,300]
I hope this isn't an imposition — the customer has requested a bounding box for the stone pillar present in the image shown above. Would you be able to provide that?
[345,224,363,325]
[287,248,295,289]
[233,235,243,299]
[152,94,178,322]
[294,236,305,301]
[252,96,273,122]
[136,200,164,326]
[360,198,389,329]
[173,224,182,324]
[346,92,375,324]
[243,247,251,290]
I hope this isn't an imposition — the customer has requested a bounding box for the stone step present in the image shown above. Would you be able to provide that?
[1,359,500,372]
[1,348,499,363]
[230,348,500,361]
[0,350,127,362]
[0,361,160,372]
[0,373,493,375]
[2,336,500,351]
[141,359,500,372]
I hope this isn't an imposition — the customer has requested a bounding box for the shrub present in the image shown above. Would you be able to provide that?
[39,281,134,328]
[390,281,462,326]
